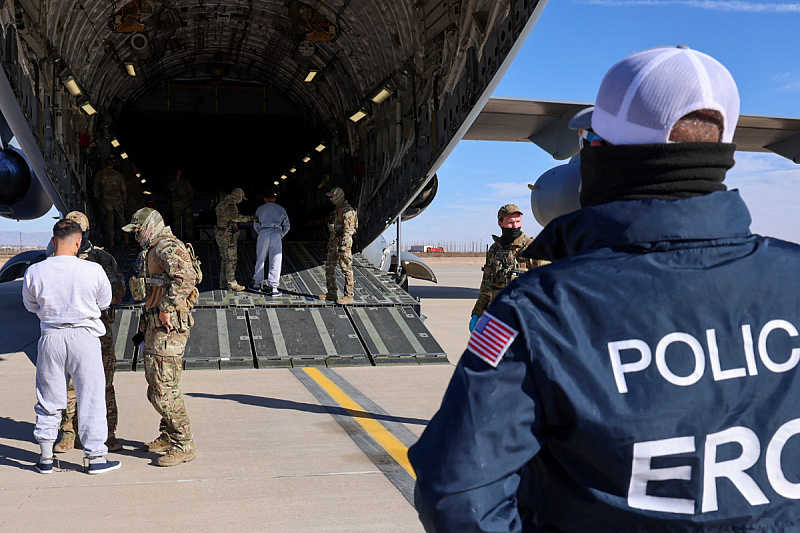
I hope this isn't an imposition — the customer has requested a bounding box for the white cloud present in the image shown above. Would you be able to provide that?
[727,153,800,243]
[585,0,800,13]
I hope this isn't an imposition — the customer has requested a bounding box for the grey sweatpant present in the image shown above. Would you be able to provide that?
[253,230,283,288]
[34,327,108,457]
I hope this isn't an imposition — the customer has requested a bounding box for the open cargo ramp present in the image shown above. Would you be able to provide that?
[111,241,447,370]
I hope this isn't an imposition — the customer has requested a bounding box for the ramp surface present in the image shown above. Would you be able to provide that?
[112,241,446,369]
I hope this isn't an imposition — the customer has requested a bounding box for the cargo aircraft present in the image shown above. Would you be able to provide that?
[1,0,799,368]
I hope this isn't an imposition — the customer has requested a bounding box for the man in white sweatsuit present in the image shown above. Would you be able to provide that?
[252,190,290,295]
[22,218,121,475]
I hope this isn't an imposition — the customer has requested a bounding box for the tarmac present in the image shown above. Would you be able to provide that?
[0,260,482,532]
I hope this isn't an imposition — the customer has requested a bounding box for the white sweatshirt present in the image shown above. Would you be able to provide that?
[22,255,112,337]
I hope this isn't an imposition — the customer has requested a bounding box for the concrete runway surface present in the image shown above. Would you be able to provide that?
[0,260,482,532]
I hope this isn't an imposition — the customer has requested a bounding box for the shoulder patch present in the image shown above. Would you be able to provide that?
[467,312,518,368]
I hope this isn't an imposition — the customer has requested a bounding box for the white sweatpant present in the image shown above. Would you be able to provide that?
[253,230,283,288]
[34,327,108,457]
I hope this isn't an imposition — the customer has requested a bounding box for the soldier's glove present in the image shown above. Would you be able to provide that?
[469,315,480,332]
[131,331,144,346]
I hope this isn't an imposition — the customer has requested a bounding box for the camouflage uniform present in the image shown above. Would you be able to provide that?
[93,167,127,247]
[123,208,198,463]
[169,178,194,240]
[322,188,357,303]
[471,232,549,317]
[215,189,256,289]
[60,243,126,442]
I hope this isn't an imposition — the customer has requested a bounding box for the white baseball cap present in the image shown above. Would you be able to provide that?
[591,46,740,145]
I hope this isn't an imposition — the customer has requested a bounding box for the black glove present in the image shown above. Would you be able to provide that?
[131,331,145,346]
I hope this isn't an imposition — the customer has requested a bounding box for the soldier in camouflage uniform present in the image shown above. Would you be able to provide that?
[168,169,194,241]
[469,204,549,331]
[92,158,127,247]
[122,207,198,467]
[319,187,358,305]
[215,187,257,291]
[54,211,126,453]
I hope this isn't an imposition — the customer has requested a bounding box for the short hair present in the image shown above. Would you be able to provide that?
[669,110,724,143]
[53,218,83,240]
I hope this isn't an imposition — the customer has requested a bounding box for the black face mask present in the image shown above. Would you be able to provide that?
[78,230,91,253]
[500,227,521,244]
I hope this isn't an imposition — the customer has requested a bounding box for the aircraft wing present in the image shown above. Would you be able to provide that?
[467,96,800,163]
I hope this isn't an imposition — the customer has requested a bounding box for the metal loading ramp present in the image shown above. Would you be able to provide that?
[110,241,447,370]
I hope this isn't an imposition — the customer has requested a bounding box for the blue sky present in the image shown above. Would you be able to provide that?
[3,0,800,248]
[402,0,800,248]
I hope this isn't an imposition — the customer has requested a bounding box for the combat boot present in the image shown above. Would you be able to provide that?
[337,295,355,305]
[106,433,123,452]
[142,436,171,453]
[157,448,196,467]
[228,282,245,292]
[318,292,337,301]
[54,435,75,453]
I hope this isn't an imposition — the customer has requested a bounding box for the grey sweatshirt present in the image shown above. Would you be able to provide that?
[254,203,290,238]
[22,255,112,337]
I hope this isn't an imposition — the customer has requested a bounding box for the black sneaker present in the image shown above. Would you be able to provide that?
[35,459,54,474]
[270,287,281,297]
[250,283,263,293]
[86,458,122,475]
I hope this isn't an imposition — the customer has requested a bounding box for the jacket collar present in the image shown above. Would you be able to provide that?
[522,190,753,261]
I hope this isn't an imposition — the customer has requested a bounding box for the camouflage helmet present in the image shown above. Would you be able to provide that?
[122,207,159,233]
[231,187,247,201]
[66,210,89,232]
[326,187,345,204]
[497,203,523,221]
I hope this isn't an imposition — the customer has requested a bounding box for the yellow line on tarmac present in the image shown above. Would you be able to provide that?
[303,367,416,479]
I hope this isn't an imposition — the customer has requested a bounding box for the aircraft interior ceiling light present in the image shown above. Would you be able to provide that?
[0,0,553,246]
[79,99,96,115]
[63,76,82,96]
[370,84,394,104]
[349,107,369,123]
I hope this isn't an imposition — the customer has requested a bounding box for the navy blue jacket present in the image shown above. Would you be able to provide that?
[409,191,800,532]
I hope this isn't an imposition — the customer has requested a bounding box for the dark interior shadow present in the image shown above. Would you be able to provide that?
[408,286,480,299]
[186,392,428,426]
[0,417,38,470]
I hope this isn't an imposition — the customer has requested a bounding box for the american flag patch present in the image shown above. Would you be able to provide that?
[468,312,518,368]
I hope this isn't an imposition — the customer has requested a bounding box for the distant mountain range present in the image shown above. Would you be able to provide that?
[0,231,50,247]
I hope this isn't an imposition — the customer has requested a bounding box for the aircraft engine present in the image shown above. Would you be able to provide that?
[401,174,438,221]
[530,156,582,227]
[0,147,53,220]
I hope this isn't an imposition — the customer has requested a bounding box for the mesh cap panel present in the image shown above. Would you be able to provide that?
[592,47,740,145]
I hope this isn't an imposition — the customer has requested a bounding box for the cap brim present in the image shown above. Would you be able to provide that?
[121,223,137,232]
[568,107,594,130]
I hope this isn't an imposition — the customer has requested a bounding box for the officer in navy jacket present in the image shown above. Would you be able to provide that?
[409,46,800,532]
